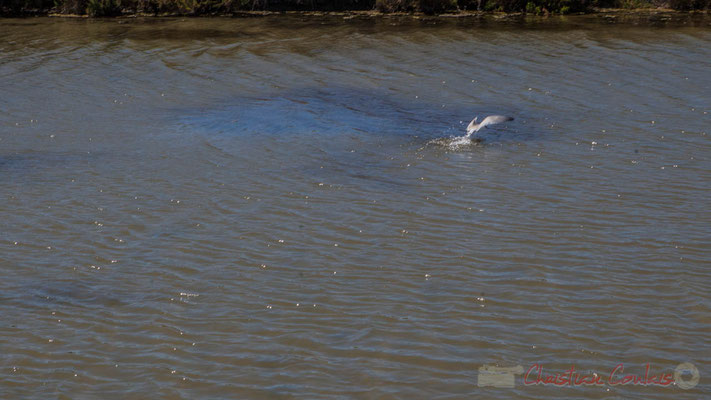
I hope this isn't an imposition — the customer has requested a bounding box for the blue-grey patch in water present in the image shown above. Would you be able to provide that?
[0,151,98,177]
[175,85,526,142]
[170,86,541,191]
[173,86,514,191]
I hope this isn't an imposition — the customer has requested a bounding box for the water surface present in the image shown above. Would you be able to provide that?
[1,15,710,398]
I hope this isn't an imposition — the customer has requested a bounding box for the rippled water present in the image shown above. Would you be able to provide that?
[1,15,710,398]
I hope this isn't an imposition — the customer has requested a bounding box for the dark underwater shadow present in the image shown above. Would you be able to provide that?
[0,151,98,174]
[173,84,535,143]
[168,85,548,194]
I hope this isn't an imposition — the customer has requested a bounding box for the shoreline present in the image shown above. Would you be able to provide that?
[1,8,708,19]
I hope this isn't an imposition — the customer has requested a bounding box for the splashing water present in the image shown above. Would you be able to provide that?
[428,133,483,150]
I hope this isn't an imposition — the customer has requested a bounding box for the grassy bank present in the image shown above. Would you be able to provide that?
[1,0,709,17]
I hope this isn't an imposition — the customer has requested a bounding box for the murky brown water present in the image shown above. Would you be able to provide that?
[1,15,710,398]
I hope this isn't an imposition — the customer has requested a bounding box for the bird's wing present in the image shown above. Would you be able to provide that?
[466,118,478,133]
[478,115,514,130]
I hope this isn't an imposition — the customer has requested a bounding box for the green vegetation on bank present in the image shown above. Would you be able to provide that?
[1,0,708,16]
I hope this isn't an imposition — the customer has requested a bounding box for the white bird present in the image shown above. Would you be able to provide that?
[466,115,514,136]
